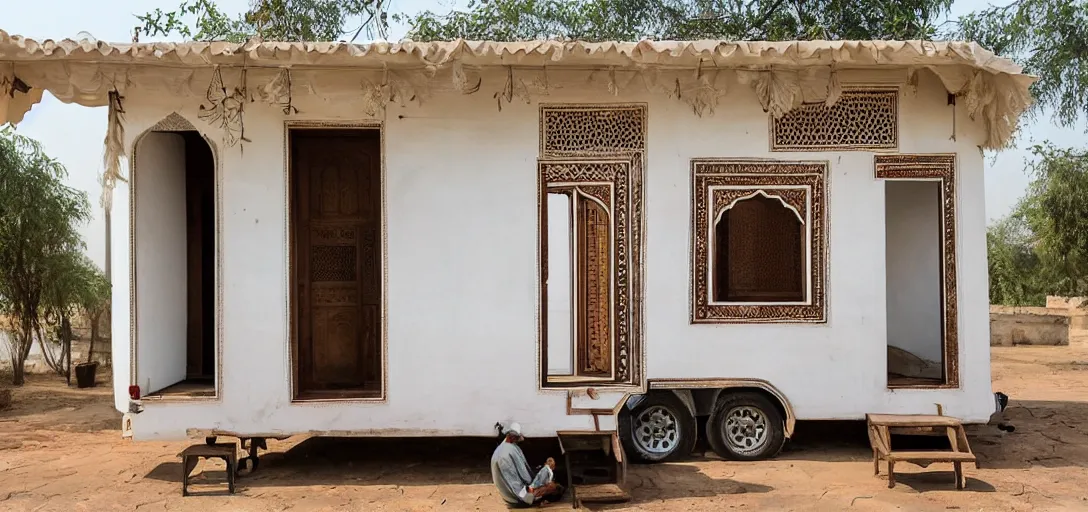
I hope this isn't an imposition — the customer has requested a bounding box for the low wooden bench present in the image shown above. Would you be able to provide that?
[866,414,977,490]
[179,442,237,496]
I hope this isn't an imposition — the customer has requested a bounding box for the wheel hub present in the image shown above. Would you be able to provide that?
[722,405,769,456]
[633,405,680,455]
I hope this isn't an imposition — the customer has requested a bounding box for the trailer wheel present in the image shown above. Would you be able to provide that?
[620,392,696,463]
[707,392,785,461]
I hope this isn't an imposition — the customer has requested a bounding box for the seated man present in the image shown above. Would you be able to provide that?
[491,423,563,507]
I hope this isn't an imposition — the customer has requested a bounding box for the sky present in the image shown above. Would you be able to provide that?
[5,0,1083,270]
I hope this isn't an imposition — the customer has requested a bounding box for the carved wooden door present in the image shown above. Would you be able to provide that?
[292,130,382,396]
[575,193,612,376]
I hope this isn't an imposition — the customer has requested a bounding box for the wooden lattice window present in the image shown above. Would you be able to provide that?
[540,105,646,156]
[771,89,898,151]
[691,160,827,324]
[714,195,806,303]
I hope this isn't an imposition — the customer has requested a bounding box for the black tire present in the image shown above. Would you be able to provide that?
[706,391,786,461]
[619,392,697,463]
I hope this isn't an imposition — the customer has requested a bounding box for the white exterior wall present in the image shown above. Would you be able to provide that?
[111,68,993,440]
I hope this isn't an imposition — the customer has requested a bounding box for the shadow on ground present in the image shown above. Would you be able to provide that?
[618,464,772,506]
[145,435,772,506]
[969,399,1088,470]
[147,437,539,488]
[138,399,1088,502]
[892,473,996,493]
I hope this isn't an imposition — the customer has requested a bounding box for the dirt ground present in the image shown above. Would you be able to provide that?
[3,347,1088,512]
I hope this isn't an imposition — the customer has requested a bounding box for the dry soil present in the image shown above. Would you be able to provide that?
[3,346,1088,511]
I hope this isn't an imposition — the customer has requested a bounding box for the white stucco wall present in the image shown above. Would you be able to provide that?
[110,67,994,440]
[133,132,189,395]
[884,181,944,363]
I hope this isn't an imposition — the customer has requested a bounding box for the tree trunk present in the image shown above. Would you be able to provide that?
[12,322,33,386]
[62,315,72,386]
[11,362,25,386]
[36,322,64,377]
[87,309,101,364]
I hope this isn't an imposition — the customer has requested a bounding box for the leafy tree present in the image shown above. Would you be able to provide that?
[38,252,110,384]
[953,1,1088,305]
[1019,144,1088,295]
[987,212,1045,306]
[987,144,1088,306]
[137,0,390,43]
[0,128,91,385]
[957,0,1088,128]
[397,0,953,42]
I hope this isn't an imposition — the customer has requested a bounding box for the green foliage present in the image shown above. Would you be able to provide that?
[956,0,1088,128]
[1021,144,1088,294]
[397,0,953,42]
[988,144,1088,306]
[987,213,1046,306]
[38,251,109,379]
[0,128,91,385]
[137,0,389,43]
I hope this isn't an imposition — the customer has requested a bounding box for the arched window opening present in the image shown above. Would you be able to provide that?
[713,194,805,303]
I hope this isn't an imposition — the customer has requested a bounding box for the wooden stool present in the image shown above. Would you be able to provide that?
[179,442,237,496]
[867,414,977,490]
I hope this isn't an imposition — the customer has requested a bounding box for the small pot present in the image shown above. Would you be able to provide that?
[75,362,98,389]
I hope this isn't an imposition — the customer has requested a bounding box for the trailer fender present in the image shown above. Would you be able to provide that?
[670,390,697,420]
[648,379,796,438]
[622,390,697,420]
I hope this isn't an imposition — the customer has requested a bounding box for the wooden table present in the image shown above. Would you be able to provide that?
[866,414,977,490]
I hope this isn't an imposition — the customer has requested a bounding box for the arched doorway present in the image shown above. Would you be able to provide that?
[132,113,218,398]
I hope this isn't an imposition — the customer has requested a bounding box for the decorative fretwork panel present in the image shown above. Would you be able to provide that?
[692,160,827,323]
[540,105,646,156]
[150,112,198,132]
[311,245,357,282]
[771,90,898,151]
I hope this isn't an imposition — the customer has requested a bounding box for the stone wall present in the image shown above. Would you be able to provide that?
[0,311,111,374]
[990,297,1088,346]
[1044,296,1088,344]
[990,306,1071,346]
[0,335,111,374]
[1046,296,1088,309]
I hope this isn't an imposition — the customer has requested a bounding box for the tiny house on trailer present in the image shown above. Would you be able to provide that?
[1,33,1033,465]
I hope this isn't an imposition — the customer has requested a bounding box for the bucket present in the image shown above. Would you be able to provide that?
[75,362,98,388]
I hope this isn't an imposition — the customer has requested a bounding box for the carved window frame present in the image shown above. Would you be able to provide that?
[875,154,959,389]
[538,103,646,390]
[691,159,828,324]
[770,88,899,152]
